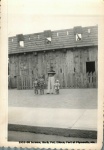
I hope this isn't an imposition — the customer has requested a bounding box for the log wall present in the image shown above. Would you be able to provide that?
[8,26,98,54]
[8,46,98,89]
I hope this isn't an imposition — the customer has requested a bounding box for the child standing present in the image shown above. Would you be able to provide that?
[39,75,45,95]
[54,80,60,94]
[33,78,39,95]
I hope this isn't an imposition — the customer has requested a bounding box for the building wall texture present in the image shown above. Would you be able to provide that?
[8,26,98,89]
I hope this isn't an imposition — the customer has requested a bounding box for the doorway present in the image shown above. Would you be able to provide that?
[86,61,95,73]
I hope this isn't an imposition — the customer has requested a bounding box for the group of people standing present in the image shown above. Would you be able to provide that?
[33,66,60,95]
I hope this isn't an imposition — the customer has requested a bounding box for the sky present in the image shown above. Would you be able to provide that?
[7,0,104,37]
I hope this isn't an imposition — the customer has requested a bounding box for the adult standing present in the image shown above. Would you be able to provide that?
[47,66,56,94]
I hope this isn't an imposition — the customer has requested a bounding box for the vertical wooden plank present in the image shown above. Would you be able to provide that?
[44,52,47,87]
[87,73,90,88]
[64,52,67,88]
[64,51,68,88]
[42,52,45,78]
[67,73,70,88]
[58,51,60,82]
[78,73,81,88]
[66,50,74,87]
[78,49,80,74]
[60,52,63,88]
[80,49,83,74]
[57,51,61,88]
[62,73,65,88]
[28,76,30,89]
[16,55,19,89]
[80,73,83,88]
[96,72,98,88]
[24,76,26,89]
[88,73,90,88]
[23,76,25,89]
[93,72,96,88]
[28,54,32,88]
[82,51,86,74]
[61,52,64,88]
[66,50,68,88]
[26,76,28,89]
[21,76,23,89]
[72,73,75,88]
[55,51,58,80]
[25,76,26,89]
[40,52,43,76]
[83,73,86,88]
[69,73,72,88]
[35,54,38,79]
[90,72,93,88]
[45,52,49,87]
[95,48,98,74]
[26,76,27,89]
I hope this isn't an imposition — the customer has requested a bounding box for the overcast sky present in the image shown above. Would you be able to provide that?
[7,0,103,37]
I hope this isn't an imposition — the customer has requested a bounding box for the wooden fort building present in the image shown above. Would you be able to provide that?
[8,25,98,89]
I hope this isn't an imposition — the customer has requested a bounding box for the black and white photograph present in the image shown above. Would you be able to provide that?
[0,0,104,148]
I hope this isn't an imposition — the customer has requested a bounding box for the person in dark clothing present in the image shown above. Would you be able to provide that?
[39,75,45,95]
[33,78,39,95]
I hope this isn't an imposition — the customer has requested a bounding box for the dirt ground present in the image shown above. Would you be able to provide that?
[8,89,97,109]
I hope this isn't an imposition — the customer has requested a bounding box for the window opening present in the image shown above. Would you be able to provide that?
[17,34,24,47]
[67,31,69,35]
[88,29,90,33]
[76,33,82,41]
[19,41,24,47]
[44,30,52,44]
[12,39,14,42]
[46,37,51,44]
[57,32,59,36]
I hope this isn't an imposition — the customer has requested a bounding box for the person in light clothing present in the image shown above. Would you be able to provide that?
[54,80,60,94]
[47,66,56,94]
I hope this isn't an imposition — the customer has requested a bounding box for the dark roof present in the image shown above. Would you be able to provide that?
[8,25,98,54]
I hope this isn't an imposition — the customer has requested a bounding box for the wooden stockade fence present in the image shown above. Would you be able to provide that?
[17,76,34,90]
[16,72,97,90]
